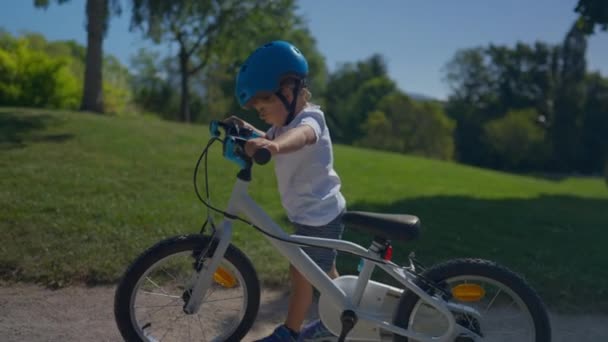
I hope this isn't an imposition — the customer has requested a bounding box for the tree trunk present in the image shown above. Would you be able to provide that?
[604,157,608,187]
[80,0,106,113]
[179,46,191,123]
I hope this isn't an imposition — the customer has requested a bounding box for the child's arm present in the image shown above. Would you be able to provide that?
[245,125,316,156]
[273,125,317,154]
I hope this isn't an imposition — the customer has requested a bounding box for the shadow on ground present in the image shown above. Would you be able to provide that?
[0,110,73,149]
[336,194,608,313]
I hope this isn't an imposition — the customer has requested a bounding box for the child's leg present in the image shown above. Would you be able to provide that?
[285,265,313,332]
[327,262,339,279]
[286,212,344,334]
[285,261,339,332]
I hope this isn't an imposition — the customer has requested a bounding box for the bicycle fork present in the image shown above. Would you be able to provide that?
[182,220,233,314]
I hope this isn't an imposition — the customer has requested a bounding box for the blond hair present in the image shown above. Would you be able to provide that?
[280,77,312,104]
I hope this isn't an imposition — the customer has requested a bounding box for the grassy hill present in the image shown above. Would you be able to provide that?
[1,107,607,312]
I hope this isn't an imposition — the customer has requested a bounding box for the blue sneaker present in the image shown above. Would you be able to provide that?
[256,324,298,342]
[297,319,337,342]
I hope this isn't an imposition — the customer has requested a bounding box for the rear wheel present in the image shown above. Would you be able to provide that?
[393,259,551,342]
[114,234,260,341]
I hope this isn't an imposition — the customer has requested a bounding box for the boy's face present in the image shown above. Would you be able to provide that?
[250,93,289,126]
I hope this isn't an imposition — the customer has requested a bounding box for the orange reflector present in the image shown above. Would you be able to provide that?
[451,284,485,302]
[213,267,237,288]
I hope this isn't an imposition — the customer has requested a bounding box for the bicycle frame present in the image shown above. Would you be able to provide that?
[185,176,481,342]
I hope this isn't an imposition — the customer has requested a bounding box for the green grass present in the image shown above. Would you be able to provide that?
[1,107,607,313]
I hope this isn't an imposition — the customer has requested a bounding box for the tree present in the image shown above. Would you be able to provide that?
[130,48,180,119]
[575,0,608,34]
[130,0,299,123]
[444,39,591,171]
[200,24,327,125]
[357,92,455,160]
[581,73,608,175]
[34,0,122,113]
[324,54,394,143]
[443,47,498,166]
[103,55,133,114]
[551,22,588,171]
[483,108,550,170]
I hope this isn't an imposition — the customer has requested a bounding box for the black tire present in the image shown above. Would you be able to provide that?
[114,234,260,342]
[393,258,551,342]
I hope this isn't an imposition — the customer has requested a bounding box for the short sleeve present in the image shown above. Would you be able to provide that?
[297,112,324,143]
[266,126,276,139]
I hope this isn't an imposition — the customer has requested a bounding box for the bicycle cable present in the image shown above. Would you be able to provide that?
[192,138,390,264]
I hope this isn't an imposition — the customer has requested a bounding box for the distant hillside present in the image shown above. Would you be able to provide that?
[406,91,440,102]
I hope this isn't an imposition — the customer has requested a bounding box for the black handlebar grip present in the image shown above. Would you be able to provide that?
[253,148,271,165]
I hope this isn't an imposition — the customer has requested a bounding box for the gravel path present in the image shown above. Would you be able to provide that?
[1,285,607,341]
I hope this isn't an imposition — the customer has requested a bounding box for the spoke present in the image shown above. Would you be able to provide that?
[485,288,502,313]
[211,307,240,314]
[505,297,518,310]
[188,313,192,342]
[485,328,530,335]
[135,303,183,309]
[145,277,171,295]
[204,285,217,300]
[157,312,188,342]
[137,295,183,322]
[203,295,244,303]
[197,313,208,341]
[482,313,529,321]
[141,290,181,299]
[160,267,180,283]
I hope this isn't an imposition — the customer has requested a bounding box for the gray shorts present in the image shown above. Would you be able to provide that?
[293,212,345,272]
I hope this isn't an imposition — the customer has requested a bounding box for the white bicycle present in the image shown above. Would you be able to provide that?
[114,121,551,341]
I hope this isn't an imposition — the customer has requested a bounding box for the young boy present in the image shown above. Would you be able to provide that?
[227,40,345,341]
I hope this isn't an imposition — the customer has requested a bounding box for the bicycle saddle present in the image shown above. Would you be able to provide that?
[343,211,420,241]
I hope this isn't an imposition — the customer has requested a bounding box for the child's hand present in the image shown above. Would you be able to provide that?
[245,138,279,157]
[223,115,248,129]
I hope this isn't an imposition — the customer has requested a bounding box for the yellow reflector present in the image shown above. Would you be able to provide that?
[451,284,485,302]
[213,267,237,288]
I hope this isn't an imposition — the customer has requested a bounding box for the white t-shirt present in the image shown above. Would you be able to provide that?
[267,105,346,226]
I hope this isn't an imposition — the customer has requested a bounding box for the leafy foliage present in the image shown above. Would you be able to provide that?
[130,0,305,122]
[483,108,550,170]
[0,31,132,114]
[443,23,608,175]
[0,39,80,109]
[575,0,608,34]
[357,92,455,160]
[324,55,396,143]
[34,0,123,113]
[3,1,607,178]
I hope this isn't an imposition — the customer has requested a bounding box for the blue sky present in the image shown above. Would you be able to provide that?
[1,0,607,100]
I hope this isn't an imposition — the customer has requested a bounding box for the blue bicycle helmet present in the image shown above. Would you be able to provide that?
[235,40,308,108]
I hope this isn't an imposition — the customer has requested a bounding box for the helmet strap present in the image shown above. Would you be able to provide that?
[275,78,305,126]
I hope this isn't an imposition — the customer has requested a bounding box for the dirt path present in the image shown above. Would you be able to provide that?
[1,285,607,341]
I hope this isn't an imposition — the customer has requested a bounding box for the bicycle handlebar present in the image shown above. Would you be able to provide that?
[210,120,272,167]
[253,148,271,165]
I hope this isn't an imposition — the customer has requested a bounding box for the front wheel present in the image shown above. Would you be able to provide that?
[393,258,551,342]
[114,234,260,341]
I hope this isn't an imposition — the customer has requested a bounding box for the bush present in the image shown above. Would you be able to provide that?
[483,108,550,170]
[0,39,80,109]
[357,93,455,160]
